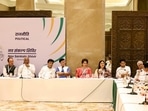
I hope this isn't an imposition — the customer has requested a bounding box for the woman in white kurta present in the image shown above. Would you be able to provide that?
[94,60,111,78]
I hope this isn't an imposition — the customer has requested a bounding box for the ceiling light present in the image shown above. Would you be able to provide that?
[106,0,130,7]
[46,0,63,3]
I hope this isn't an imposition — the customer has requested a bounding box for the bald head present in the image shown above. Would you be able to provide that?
[137,60,144,69]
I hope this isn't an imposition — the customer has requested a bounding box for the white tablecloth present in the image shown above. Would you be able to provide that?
[0,78,113,102]
[123,104,148,111]
[115,79,148,111]
[0,78,22,100]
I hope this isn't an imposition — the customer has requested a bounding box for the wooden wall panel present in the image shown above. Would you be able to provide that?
[105,30,111,57]
[112,11,148,77]
[0,11,52,17]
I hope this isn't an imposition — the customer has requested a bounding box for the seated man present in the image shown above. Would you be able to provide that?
[2,57,17,77]
[116,59,131,79]
[56,58,70,78]
[38,59,56,79]
[18,57,35,78]
[134,60,145,82]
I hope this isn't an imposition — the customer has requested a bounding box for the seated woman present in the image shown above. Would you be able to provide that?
[94,60,111,78]
[75,58,92,78]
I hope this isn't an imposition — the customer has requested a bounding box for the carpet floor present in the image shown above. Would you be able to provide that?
[0,101,113,111]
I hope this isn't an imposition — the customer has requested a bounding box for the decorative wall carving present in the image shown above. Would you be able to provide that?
[132,31,145,48]
[118,17,132,30]
[133,17,146,30]
[118,31,131,49]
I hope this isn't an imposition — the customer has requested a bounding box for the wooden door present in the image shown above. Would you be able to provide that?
[112,11,147,77]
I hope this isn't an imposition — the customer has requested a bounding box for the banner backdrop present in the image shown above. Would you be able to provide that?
[0,17,65,75]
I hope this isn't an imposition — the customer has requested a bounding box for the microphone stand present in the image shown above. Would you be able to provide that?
[128,81,137,95]
[140,84,148,105]
[141,95,148,105]
[19,74,23,79]
[128,87,137,95]
[19,64,24,79]
[125,79,132,88]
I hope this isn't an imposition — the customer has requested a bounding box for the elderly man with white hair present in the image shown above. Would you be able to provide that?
[134,60,145,82]
[18,57,35,79]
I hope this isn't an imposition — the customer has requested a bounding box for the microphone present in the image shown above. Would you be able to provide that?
[127,81,137,95]
[61,66,64,72]
[140,95,148,105]
[125,79,132,88]
[19,74,23,79]
[19,64,24,79]
[139,84,148,105]
[128,87,137,95]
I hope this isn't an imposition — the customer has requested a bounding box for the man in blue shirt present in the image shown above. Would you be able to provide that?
[56,58,70,78]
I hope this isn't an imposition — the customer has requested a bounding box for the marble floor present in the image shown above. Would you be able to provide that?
[0,101,113,111]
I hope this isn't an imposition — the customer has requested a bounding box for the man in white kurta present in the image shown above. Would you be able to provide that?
[134,61,145,82]
[38,59,56,79]
[116,59,131,79]
[18,57,35,78]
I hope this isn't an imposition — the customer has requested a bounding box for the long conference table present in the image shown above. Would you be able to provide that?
[1,77,148,111]
[0,77,113,102]
[114,79,148,111]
